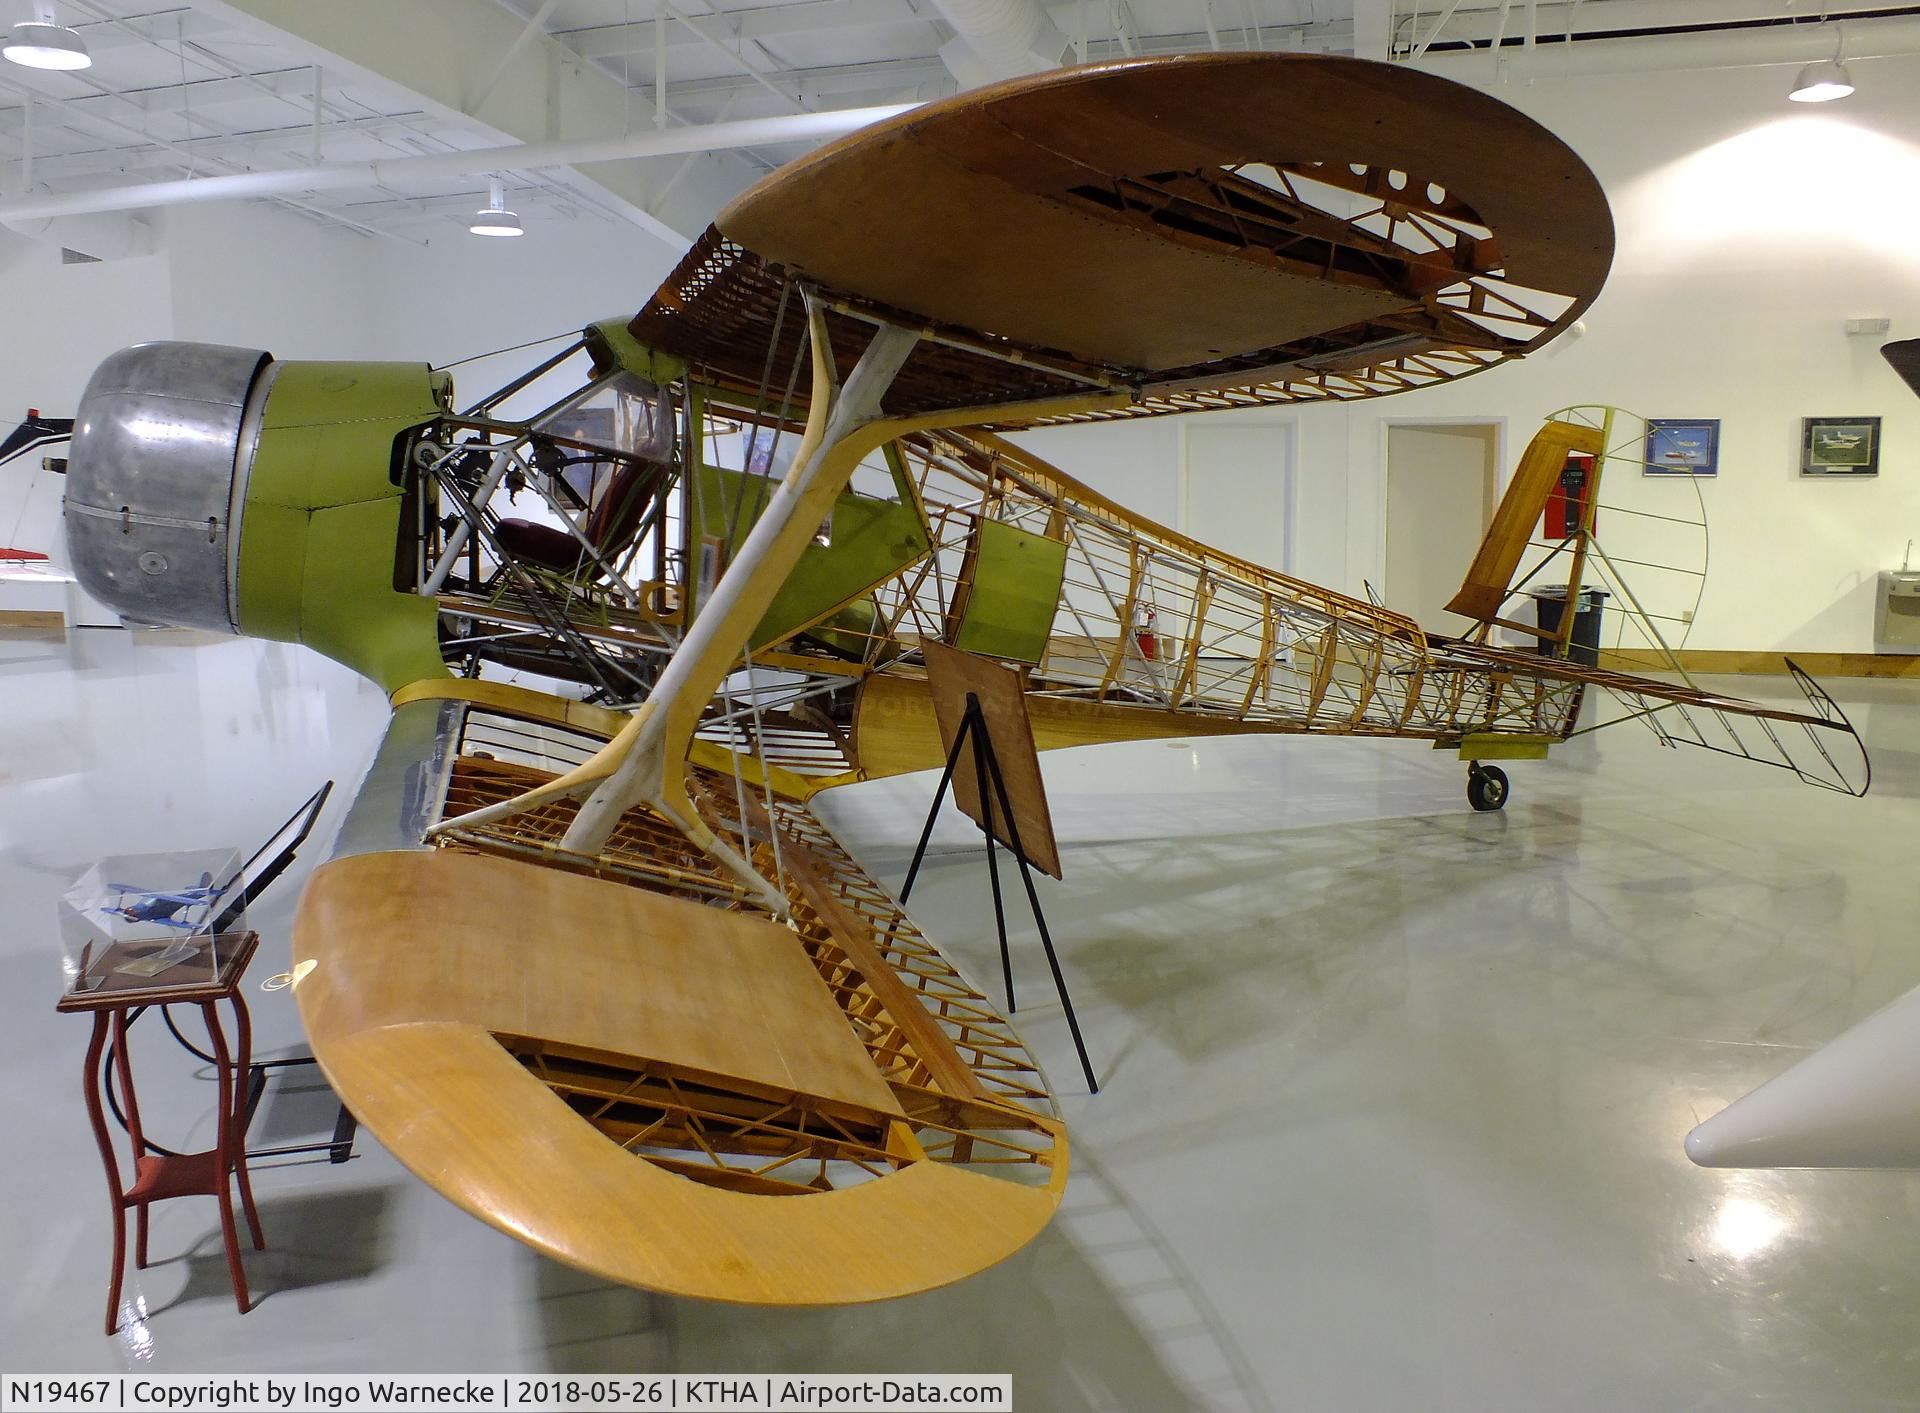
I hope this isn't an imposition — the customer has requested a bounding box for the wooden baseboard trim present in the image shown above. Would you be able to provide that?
[1598,649,1920,679]
[0,608,66,640]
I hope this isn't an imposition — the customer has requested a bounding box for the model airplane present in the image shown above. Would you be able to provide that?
[57,54,1867,1304]
[0,408,71,469]
[103,872,223,927]
[1,409,70,559]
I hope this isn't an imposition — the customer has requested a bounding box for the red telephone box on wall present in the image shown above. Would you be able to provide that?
[1543,452,1595,540]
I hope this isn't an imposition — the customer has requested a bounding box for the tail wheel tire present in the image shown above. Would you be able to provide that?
[1468,765,1509,812]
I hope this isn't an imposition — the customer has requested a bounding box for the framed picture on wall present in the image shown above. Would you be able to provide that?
[1644,418,1719,476]
[1802,416,1881,476]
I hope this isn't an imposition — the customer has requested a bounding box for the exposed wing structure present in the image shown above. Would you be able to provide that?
[635,53,1612,423]
[54,53,1862,1300]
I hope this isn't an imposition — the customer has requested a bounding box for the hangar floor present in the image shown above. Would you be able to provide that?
[2,631,1917,1409]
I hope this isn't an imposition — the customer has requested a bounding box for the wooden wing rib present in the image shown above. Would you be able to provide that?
[631,53,1613,422]
[296,687,1067,1304]
[321,1023,1057,1304]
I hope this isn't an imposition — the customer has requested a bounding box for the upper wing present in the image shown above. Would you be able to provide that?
[631,53,1611,425]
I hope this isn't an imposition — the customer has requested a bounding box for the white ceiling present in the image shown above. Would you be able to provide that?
[0,0,1912,245]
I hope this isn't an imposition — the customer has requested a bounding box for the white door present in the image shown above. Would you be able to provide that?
[1183,424,1293,662]
[1384,423,1498,635]
[1184,424,1292,572]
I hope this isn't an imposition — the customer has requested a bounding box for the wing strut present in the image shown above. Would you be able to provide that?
[429,297,921,913]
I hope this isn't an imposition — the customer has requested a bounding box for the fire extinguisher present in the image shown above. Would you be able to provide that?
[1134,602,1159,661]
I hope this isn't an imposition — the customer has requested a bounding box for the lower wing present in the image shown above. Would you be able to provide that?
[298,679,1066,1304]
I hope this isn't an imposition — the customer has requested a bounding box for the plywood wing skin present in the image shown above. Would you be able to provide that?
[295,847,1064,1304]
[321,1023,1059,1304]
[715,54,1611,373]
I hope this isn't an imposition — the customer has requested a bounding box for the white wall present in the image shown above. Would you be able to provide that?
[1017,53,1920,653]
[164,202,387,361]
[362,215,681,373]
[0,229,172,560]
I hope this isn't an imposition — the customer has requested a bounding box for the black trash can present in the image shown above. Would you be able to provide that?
[1532,585,1610,666]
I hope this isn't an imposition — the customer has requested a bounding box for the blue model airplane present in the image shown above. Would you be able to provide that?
[104,872,224,928]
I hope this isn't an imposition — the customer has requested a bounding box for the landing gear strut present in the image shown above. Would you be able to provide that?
[1467,763,1509,812]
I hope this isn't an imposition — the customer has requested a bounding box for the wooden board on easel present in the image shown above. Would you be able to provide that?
[922,640,1063,880]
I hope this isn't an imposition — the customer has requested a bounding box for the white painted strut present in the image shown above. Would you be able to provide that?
[557,319,921,901]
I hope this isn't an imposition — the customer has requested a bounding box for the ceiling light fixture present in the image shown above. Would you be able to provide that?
[1789,56,1854,102]
[1790,20,1854,104]
[3,5,92,71]
[469,177,524,238]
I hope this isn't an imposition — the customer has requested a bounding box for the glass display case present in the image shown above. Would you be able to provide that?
[58,847,249,1002]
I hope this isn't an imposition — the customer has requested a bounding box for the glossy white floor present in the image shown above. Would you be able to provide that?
[3,629,1918,1409]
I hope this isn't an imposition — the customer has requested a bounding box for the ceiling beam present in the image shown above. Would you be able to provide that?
[661,53,958,103]
[557,0,933,59]
[0,66,424,244]
[1392,0,1911,50]
[12,110,446,179]
[0,67,323,133]
[0,104,918,225]
[188,0,772,244]
[652,1,1920,108]
[63,7,235,53]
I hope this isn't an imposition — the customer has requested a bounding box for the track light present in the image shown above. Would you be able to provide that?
[3,5,92,71]
[469,178,524,238]
[1789,57,1854,102]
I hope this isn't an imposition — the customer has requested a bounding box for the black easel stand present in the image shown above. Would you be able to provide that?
[899,693,1098,1094]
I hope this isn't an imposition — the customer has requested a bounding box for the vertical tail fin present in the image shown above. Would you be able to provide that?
[1444,418,1606,623]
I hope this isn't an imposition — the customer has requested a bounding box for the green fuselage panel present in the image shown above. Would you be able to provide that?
[694,461,931,651]
[235,361,448,693]
[952,519,1068,664]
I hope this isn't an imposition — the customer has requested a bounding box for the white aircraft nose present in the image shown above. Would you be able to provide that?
[1686,981,1920,1169]
[1682,1122,1723,1166]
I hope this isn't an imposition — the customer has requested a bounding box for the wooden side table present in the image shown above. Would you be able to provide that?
[58,930,266,1335]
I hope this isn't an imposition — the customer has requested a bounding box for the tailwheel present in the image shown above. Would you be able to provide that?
[1467,764,1510,812]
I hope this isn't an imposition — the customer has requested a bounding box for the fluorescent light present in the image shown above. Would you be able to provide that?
[469,177,524,237]
[2,20,91,70]
[468,210,523,237]
[1789,58,1854,103]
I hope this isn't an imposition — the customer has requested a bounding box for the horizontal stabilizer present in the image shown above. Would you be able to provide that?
[1686,981,1920,1169]
[1441,643,1870,795]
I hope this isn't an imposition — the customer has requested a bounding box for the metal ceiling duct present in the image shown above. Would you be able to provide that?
[0,104,918,227]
